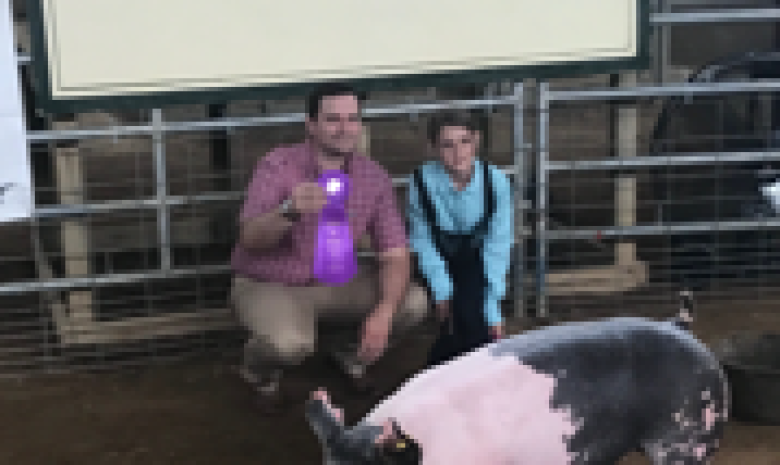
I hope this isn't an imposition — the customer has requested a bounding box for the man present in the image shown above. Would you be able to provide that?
[407,110,513,368]
[231,83,428,414]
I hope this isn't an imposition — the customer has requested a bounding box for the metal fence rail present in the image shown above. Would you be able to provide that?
[0,92,529,372]
[3,22,532,372]
[4,4,780,373]
[535,1,780,316]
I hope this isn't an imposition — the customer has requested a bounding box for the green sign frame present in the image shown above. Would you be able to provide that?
[27,0,651,113]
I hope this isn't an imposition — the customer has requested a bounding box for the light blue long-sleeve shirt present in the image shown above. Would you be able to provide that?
[406,159,513,327]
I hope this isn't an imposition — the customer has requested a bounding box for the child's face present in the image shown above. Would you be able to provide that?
[433,126,480,181]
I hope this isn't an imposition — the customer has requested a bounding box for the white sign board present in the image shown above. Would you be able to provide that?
[27,0,650,112]
[0,0,33,222]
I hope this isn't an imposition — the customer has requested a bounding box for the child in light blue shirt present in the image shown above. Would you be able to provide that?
[407,110,513,367]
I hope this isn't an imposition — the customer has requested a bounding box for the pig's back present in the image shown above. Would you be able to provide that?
[362,317,717,464]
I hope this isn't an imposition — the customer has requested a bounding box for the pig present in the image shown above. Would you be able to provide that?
[305,290,728,464]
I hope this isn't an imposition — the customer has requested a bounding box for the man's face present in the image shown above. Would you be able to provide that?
[434,125,480,180]
[306,94,363,156]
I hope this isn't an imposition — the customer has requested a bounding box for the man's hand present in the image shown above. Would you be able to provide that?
[290,182,327,215]
[357,304,394,363]
[490,324,504,341]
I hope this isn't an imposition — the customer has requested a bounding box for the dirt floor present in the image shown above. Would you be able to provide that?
[0,292,778,465]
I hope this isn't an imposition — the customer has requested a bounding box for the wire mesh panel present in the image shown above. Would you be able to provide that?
[10,4,780,376]
[534,64,780,323]
[0,57,528,374]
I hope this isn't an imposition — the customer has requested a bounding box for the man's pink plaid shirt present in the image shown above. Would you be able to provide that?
[231,141,408,285]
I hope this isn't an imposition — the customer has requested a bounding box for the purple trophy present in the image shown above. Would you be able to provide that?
[312,170,357,285]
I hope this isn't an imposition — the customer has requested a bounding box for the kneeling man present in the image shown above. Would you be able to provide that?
[231,83,429,414]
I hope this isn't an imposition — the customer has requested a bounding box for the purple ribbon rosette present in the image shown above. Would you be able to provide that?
[312,170,357,285]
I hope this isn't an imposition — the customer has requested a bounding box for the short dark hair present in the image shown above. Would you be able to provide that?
[426,110,481,144]
[305,83,365,119]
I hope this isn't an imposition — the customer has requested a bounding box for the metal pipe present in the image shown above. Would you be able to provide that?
[651,9,780,24]
[536,82,550,320]
[659,0,671,84]
[0,245,417,295]
[511,82,526,319]
[207,104,231,192]
[10,211,780,295]
[28,166,527,220]
[0,265,230,296]
[32,192,242,219]
[652,0,666,84]
[25,97,516,142]
[547,151,780,171]
[548,81,780,102]
[547,219,780,241]
[151,109,172,270]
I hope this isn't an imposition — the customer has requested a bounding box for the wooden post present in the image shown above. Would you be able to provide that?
[614,72,641,269]
[53,115,95,330]
[360,123,371,156]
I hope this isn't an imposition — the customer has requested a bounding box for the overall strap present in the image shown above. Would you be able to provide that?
[412,167,447,252]
[471,161,497,241]
[412,168,439,233]
[410,167,456,299]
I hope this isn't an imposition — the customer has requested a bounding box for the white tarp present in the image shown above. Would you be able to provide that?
[0,0,33,222]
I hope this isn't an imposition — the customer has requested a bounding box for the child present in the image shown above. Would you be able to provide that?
[407,110,514,368]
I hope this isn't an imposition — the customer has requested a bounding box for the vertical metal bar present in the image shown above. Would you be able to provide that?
[207,103,232,245]
[536,82,550,319]
[208,104,231,191]
[511,82,526,320]
[152,109,172,270]
[653,0,665,84]
[659,0,670,84]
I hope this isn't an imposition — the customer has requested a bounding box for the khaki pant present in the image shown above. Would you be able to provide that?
[231,261,430,378]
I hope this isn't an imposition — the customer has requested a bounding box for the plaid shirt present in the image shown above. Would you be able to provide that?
[231,140,408,285]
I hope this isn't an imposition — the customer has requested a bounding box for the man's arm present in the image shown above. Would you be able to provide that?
[239,205,296,252]
[375,246,411,314]
[365,172,417,315]
[406,172,453,305]
[482,168,514,327]
[237,151,293,253]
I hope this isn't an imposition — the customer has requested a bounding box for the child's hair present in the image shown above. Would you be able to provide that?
[427,110,480,145]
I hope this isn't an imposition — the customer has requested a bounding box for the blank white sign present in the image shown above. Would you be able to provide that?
[0,0,33,222]
[30,0,647,110]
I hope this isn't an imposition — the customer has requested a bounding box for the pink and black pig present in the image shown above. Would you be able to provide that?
[305,291,728,464]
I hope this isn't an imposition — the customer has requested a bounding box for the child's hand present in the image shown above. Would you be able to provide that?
[435,300,451,322]
[490,325,504,340]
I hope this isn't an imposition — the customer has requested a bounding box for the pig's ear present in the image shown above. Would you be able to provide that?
[331,406,344,422]
[310,389,343,423]
[310,388,330,405]
[373,419,396,445]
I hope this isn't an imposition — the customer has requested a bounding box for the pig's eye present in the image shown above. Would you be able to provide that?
[379,438,421,465]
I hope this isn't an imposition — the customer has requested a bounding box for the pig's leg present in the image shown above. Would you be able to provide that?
[640,371,728,464]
